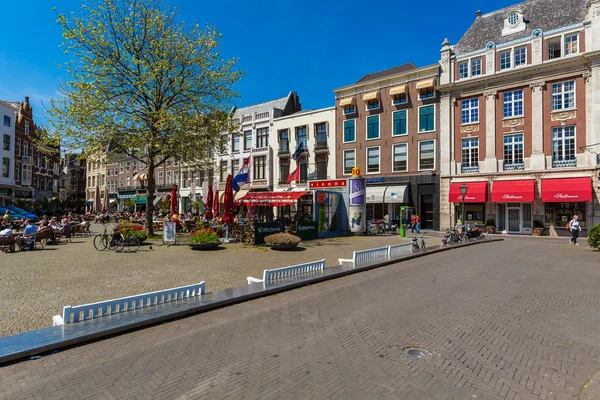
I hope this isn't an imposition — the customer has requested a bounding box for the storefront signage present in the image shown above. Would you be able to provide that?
[554,193,579,199]
[296,221,318,241]
[502,194,523,200]
[254,222,283,245]
[308,179,347,189]
[457,195,477,201]
[365,177,386,184]
[349,178,365,205]
[14,188,33,199]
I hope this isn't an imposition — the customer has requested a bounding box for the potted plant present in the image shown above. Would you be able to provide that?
[532,220,545,236]
[118,221,148,245]
[264,233,301,250]
[187,229,221,250]
[485,219,496,234]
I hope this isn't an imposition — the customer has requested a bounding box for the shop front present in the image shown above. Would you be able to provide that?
[236,190,312,222]
[365,182,409,223]
[541,177,592,230]
[448,181,488,226]
[491,180,535,234]
[0,186,12,206]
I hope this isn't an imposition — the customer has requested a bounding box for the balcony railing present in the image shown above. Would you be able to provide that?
[552,158,576,168]
[314,141,328,151]
[503,162,524,171]
[461,164,480,173]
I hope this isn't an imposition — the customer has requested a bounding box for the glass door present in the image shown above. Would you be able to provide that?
[497,204,506,232]
[507,203,521,233]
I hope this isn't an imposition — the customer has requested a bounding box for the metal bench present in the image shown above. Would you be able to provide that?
[388,243,414,259]
[52,281,206,326]
[338,245,397,267]
[247,259,326,284]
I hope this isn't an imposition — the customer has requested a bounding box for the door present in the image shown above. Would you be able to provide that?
[497,204,506,232]
[507,205,521,233]
[420,195,434,230]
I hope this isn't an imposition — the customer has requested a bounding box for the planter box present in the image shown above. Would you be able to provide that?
[188,242,221,250]
[269,243,299,251]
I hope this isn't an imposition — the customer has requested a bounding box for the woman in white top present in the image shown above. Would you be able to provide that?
[569,215,581,245]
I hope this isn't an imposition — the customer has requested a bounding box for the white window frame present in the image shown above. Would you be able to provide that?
[503,90,524,118]
[392,143,408,172]
[24,121,29,135]
[547,30,580,60]
[552,80,576,111]
[503,133,524,165]
[16,138,21,157]
[514,46,527,67]
[500,49,512,70]
[366,146,380,175]
[366,114,380,140]
[392,110,408,136]
[418,104,436,133]
[564,33,579,56]
[343,149,356,176]
[461,138,479,168]
[458,61,469,79]
[552,126,576,161]
[470,57,482,77]
[418,139,436,171]
[343,119,356,144]
[461,98,479,124]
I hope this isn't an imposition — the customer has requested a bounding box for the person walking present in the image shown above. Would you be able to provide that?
[410,214,417,233]
[568,215,582,245]
[415,214,421,234]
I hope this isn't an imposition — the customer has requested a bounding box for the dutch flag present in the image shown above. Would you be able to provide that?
[232,157,250,192]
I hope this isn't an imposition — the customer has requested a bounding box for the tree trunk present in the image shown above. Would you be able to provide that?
[146,159,156,236]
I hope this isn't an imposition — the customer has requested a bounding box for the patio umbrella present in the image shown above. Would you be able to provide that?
[221,175,234,225]
[213,189,220,218]
[204,184,213,220]
[170,185,178,214]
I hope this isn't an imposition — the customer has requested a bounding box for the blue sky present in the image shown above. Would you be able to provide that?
[0,0,517,123]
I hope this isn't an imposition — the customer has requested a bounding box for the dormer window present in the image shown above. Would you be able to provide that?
[507,12,519,26]
[502,10,525,36]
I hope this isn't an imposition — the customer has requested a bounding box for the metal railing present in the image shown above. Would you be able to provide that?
[461,165,480,173]
[503,162,524,171]
[552,158,576,168]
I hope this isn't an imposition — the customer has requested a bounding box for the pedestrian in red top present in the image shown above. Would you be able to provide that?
[410,214,417,233]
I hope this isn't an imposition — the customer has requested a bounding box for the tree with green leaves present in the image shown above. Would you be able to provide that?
[124,198,136,212]
[49,0,241,234]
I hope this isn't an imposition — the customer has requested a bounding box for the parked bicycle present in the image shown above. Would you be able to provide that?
[411,234,428,251]
[441,226,461,247]
[93,224,140,252]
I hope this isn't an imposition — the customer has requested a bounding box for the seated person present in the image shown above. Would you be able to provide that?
[23,219,38,236]
[0,225,12,237]
[49,217,59,230]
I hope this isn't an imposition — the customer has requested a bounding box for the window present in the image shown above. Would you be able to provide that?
[316,154,327,179]
[2,157,9,178]
[366,147,379,174]
[25,121,30,135]
[232,134,240,152]
[503,90,523,117]
[392,144,407,172]
[220,160,228,182]
[418,140,435,170]
[3,115,10,127]
[256,127,268,148]
[343,150,355,175]
[279,158,289,183]
[279,130,289,153]
[503,133,524,169]
[419,105,435,132]
[299,159,308,183]
[565,34,578,55]
[392,110,407,136]
[366,115,379,139]
[552,126,576,162]
[16,138,20,156]
[419,87,435,99]
[507,12,519,26]
[366,99,380,110]
[500,50,511,70]
[119,163,124,173]
[126,176,130,187]
[2,134,9,151]
[458,61,469,79]
[343,120,355,143]
[514,46,526,66]
[22,165,31,185]
[15,162,20,182]
[461,99,479,124]
[461,138,479,168]
[548,37,561,59]
[471,58,482,77]
[552,80,575,110]
[244,130,252,150]
[393,93,407,104]
[296,126,307,146]
[316,123,327,144]
[344,104,356,114]
[253,156,266,180]
[167,171,173,185]
[231,159,239,175]
[158,171,164,185]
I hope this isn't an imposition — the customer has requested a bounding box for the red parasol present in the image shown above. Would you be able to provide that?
[221,175,234,225]
[213,189,220,218]
[169,185,178,215]
[204,184,213,220]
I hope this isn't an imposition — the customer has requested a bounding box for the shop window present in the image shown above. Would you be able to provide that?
[545,202,586,228]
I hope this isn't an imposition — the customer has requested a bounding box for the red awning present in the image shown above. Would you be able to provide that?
[492,180,535,203]
[448,182,488,203]
[541,177,592,202]
[236,191,311,207]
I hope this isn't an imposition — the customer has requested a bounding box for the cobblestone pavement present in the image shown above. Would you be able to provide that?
[0,224,417,337]
[2,237,599,399]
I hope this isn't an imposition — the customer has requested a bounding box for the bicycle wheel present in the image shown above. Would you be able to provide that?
[110,233,125,252]
[125,237,140,252]
[93,234,108,251]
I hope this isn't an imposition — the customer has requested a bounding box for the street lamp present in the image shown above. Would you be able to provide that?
[459,183,468,225]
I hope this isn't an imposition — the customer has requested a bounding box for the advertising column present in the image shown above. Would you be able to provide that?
[348,168,366,234]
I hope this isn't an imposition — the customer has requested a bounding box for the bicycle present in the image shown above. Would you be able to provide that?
[93,224,117,251]
[412,234,428,251]
[111,231,141,253]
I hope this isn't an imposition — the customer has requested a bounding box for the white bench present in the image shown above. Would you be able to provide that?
[338,246,390,267]
[52,282,206,326]
[388,243,414,259]
[247,259,326,284]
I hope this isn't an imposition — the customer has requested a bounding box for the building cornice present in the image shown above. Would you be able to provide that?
[272,107,335,122]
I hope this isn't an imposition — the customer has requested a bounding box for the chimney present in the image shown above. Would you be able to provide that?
[476,10,481,20]
[25,96,29,103]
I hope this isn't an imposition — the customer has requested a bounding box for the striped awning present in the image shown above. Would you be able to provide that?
[416,78,436,90]
[362,91,379,102]
[339,97,354,107]
[134,173,148,181]
[389,85,407,96]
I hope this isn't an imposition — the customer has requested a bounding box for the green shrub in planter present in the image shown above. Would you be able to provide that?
[587,224,600,249]
[118,221,148,244]
[264,233,301,245]
[189,229,220,244]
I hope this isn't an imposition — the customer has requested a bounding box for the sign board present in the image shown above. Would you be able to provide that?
[163,222,177,244]
[254,222,283,245]
[349,177,365,205]
[309,179,347,189]
[365,177,386,184]
[296,221,318,241]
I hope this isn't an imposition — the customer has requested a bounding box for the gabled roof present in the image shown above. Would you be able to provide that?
[454,0,589,55]
[355,63,417,84]
[0,100,21,110]
[232,93,292,119]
